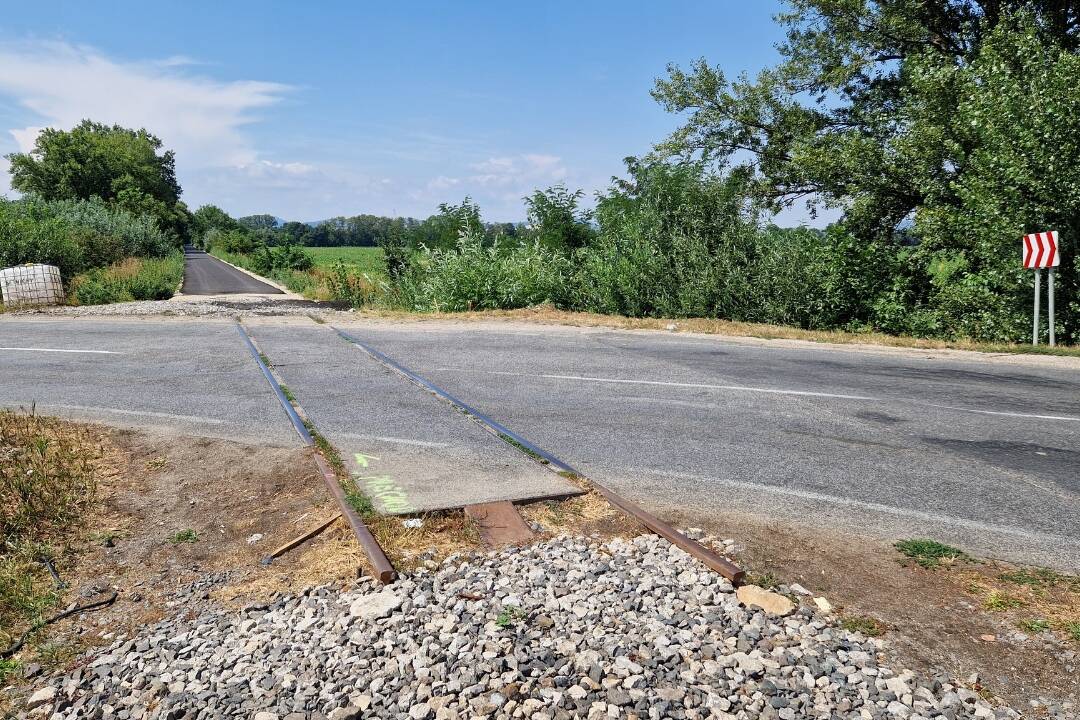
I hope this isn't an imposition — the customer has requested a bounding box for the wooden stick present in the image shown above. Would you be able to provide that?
[270,513,342,559]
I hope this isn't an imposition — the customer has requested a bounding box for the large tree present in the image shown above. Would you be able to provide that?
[653,1,1080,341]
[6,120,189,240]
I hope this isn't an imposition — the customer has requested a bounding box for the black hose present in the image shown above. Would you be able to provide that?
[1,590,118,659]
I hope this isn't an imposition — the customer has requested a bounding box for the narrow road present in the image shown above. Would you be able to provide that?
[180,246,282,295]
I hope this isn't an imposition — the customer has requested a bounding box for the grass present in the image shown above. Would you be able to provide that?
[495,605,527,628]
[307,246,385,276]
[841,615,887,637]
[894,538,969,569]
[0,410,99,648]
[998,568,1080,592]
[746,572,781,590]
[1018,618,1050,633]
[1066,621,1080,642]
[168,529,198,544]
[68,252,184,305]
[984,590,1025,611]
[280,385,297,404]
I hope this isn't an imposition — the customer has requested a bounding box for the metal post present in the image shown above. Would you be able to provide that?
[1048,268,1055,347]
[1033,269,1041,346]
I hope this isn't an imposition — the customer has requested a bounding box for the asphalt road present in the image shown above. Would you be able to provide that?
[0,317,299,445]
[333,321,1080,570]
[1,314,1077,569]
[180,246,282,295]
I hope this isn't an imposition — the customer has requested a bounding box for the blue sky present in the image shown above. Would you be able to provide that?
[0,1,794,223]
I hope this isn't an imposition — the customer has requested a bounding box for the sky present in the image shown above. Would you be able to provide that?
[0,1,802,224]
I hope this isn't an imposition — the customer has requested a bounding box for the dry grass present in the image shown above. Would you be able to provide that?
[0,410,109,651]
[367,511,483,572]
[342,305,1080,358]
[960,566,1080,642]
[520,488,642,539]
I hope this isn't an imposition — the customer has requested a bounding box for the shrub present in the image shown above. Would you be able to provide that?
[0,195,174,279]
[68,252,184,305]
[396,234,571,312]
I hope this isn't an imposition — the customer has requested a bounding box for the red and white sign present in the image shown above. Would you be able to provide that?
[1022,231,1059,269]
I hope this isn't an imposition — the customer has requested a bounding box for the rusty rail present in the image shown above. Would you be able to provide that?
[236,323,396,584]
[331,325,745,584]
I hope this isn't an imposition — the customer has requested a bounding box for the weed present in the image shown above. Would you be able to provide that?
[496,605,526,628]
[1018,619,1050,633]
[746,572,780,590]
[1,410,98,643]
[145,456,168,470]
[984,591,1024,611]
[841,616,886,637]
[69,253,184,305]
[280,385,297,404]
[0,658,20,683]
[998,568,1079,591]
[1066,621,1080,643]
[343,480,376,519]
[499,433,548,464]
[35,639,78,668]
[169,529,198,544]
[894,539,968,569]
[258,352,271,367]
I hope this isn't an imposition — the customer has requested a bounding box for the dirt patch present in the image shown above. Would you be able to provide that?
[666,508,1079,712]
[3,424,363,700]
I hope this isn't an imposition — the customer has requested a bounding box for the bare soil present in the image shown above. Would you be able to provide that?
[668,508,1079,712]
[4,425,365,699]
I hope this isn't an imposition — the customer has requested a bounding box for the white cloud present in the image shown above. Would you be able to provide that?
[0,40,289,176]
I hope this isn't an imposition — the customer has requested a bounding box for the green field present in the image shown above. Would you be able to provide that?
[306,246,385,276]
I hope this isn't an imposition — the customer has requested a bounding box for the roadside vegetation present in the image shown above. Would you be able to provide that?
[0,121,186,308]
[186,3,1078,350]
[0,410,100,676]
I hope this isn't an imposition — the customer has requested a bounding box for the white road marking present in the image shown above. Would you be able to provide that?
[639,468,1077,545]
[438,367,1079,422]
[11,403,223,424]
[925,403,1080,423]
[0,346,121,355]
[335,432,450,449]
[439,368,874,401]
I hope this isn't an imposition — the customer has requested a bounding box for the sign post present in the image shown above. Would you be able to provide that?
[1022,231,1060,346]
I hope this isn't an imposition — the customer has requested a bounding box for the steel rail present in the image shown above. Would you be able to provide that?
[236,323,396,583]
[331,325,745,584]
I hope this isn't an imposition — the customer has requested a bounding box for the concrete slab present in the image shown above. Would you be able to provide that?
[246,321,578,514]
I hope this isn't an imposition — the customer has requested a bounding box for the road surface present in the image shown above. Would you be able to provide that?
[180,246,282,295]
[0,313,1076,569]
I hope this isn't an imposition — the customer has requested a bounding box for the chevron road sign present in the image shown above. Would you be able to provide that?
[1023,230,1061,346]
[1023,231,1059,269]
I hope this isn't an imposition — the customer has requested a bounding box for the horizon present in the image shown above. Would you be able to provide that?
[0,1,832,226]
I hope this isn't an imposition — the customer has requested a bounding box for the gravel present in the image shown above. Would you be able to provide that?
[10,297,346,318]
[21,534,1060,719]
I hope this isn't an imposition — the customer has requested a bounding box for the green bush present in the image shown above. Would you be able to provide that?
[396,234,571,312]
[0,195,174,279]
[69,252,184,305]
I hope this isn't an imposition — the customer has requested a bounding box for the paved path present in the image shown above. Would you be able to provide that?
[180,246,282,295]
[333,321,1080,570]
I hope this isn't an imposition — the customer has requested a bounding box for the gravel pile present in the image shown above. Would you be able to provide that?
[24,534,1031,720]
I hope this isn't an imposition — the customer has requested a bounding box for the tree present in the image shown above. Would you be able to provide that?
[6,120,189,240]
[237,214,278,231]
[652,1,1080,341]
[524,185,595,251]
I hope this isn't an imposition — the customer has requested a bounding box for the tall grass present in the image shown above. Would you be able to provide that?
[0,410,99,646]
[68,251,184,305]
